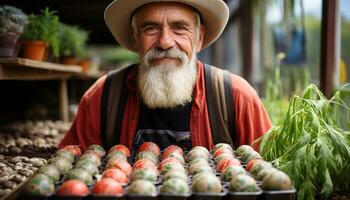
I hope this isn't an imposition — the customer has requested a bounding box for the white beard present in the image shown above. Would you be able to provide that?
[138,47,197,109]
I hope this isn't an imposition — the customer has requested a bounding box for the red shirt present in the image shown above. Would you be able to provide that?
[59,61,272,151]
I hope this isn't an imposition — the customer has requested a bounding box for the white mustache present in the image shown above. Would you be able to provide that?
[144,47,188,66]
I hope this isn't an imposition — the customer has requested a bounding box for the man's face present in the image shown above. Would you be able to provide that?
[131,2,205,109]
[132,2,205,67]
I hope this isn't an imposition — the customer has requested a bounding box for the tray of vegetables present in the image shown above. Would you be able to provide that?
[19,142,296,200]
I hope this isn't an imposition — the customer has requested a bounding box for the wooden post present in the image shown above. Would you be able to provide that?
[241,0,253,83]
[320,0,338,98]
[59,79,69,122]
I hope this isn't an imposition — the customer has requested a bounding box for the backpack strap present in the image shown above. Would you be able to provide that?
[204,64,236,147]
[223,70,236,143]
[100,65,134,149]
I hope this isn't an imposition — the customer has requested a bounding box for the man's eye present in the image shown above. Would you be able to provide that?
[143,26,158,34]
[175,25,187,31]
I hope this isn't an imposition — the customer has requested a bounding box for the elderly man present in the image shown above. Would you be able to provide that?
[59,0,272,152]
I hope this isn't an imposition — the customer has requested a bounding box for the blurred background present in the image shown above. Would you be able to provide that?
[1,0,349,125]
[1,0,350,199]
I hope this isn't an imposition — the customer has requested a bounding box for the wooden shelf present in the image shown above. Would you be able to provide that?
[0,58,83,80]
[0,58,102,122]
[72,70,104,80]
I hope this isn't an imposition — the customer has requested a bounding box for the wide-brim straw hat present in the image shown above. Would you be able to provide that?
[104,0,229,52]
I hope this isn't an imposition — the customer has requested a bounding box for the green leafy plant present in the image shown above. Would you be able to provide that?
[58,23,89,58]
[21,7,60,57]
[113,47,139,63]
[263,52,311,125]
[263,53,290,125]
[0,5,27,39]
[263,65,289,124]
[257,84,350,200]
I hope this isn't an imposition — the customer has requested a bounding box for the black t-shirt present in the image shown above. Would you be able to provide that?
[135,101,193,151]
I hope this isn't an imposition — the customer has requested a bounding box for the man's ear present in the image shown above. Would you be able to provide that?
[195,25,205,53]
[130,28,138,49]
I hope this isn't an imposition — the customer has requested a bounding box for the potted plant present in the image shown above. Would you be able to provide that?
[58,23,89,67]
[0,5,27,58]
[21,7,59,61]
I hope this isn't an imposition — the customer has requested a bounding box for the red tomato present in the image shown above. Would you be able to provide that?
[84,149,105,158]
[102,168,128,184]
[92,178,124,196]
[108,144,131,157]
[106,151,127,161]
[133,159,157,171]
[162,145,184,160]
[212,143,233,153]
[82,151,102,160]
[56,180,89,196]
[216,158,241,173]
[213,148,234,158]
[79,151,102,166]
[86,144,106,157]
[246,158,265,171]
[105,159,132,176]
[214,152,234,165]
[138,142,161,157]
[62,145,82,156]
[161,152,185,165]
[158,157,181,171]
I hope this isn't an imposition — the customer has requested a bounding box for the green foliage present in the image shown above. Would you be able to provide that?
[263,58,310,125]
[102,46,139,64]
[341,17,350,63]
[263,65,290,125]
[58,23,89,58]
[304,15,321,80]
[258,84,350,200]
[0,5,27,38]
[22,7,60,57]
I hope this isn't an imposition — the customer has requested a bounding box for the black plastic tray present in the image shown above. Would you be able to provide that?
[227,189,262,200]
[125,185,159,200]
[20,194,52,200]
[126,194,158,200]
[261,189,296,200]
[159,192,191,200]
[52,195,88,200]
[90,194,125,200]
[192,189,227,200]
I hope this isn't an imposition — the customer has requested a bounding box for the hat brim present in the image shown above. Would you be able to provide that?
[104,0,229,52]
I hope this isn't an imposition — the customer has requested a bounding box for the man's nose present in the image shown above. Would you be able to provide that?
[157,28,175,50]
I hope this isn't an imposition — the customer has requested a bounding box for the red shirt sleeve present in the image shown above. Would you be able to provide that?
[58,75,107,152]
[231,74,272,150]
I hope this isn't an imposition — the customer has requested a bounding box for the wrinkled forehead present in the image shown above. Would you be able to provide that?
[132,2,201,23]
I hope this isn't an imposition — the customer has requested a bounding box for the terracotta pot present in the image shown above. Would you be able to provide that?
[21,40,48,61]
[60,56,78,65]
[79,59,91,73]
[0,33,21,58]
